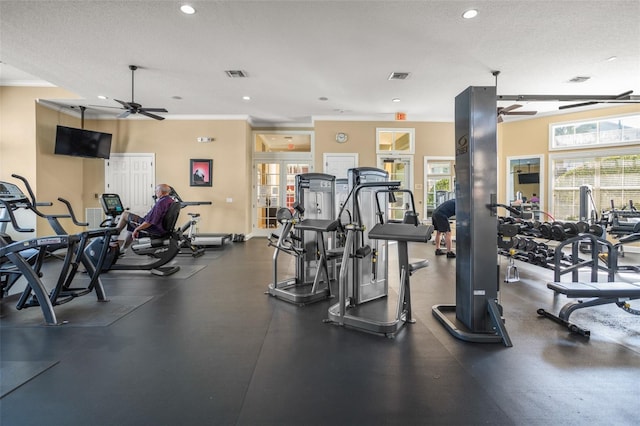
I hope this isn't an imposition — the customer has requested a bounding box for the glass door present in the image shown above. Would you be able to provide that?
[377,155,413,222]
[424,157,455,219]
[253,161,310,236]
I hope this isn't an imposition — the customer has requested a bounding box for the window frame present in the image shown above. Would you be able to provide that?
[549,113,640,151]
[376,128,415,155]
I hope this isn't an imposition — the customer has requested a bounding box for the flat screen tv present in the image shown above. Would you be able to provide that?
[518,172,539,184]
[54,125,112,159]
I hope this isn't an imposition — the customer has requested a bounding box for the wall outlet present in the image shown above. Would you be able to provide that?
[226,198,233,203]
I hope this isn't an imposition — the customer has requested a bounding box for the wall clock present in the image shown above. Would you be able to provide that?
[336,132,348,143]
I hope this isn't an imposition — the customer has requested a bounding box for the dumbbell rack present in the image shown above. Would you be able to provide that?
[498,218,617,282]
[551,233,615,282]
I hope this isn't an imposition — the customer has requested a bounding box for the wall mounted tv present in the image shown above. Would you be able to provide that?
[54,125,112,159]
[518,172,540,184]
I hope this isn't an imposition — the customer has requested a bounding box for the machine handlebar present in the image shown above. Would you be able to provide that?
[57,198,90,226]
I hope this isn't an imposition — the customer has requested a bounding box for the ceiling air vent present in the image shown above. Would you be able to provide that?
[388,72,410,80]
[225,70,248,78]
[568,76,590,83]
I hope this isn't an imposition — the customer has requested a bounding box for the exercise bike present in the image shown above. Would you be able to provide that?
[84,193,182,276]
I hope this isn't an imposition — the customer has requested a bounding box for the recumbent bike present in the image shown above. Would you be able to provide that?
[84,193,182,276]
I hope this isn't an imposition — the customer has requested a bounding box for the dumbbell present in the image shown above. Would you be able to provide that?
[550,221,579,240]
[588,224,605,237]
[525,239,538,251]
[538,222,551,239]
[510,236,520,249]
[576,221,589,234]
[517,237,528,250]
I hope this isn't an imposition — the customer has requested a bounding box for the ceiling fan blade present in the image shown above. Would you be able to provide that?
[89,104,125,110]
[114,99,131,108]
[118,110,131,119]
[139,110,165,120]
[501,104,523,113]
[139,108,168,113]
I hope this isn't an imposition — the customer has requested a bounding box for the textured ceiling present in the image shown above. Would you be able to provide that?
[1,0,639,125]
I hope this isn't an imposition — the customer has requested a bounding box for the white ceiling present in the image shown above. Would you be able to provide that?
[1,0,639,125]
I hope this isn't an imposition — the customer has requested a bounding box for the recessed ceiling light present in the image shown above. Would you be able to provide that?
[318,97,328,101]
[180,4,196,15]
[172,95,183,100]
[392,98,401,103]
[606,56,618,62]
[242,96,251,101]
[97,95,108,100]
[462,9,478,19]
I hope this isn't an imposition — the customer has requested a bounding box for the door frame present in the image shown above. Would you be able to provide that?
[505,154,544,211]
[423,156,455,220]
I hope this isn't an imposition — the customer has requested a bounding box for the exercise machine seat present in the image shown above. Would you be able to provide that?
[139,201,181,241]
[547,281,640,298]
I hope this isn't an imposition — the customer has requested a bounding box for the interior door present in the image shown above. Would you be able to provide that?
[253,161,310,236]
[377,156,413,221]
[323,153,358,179]
[105,153,155,215]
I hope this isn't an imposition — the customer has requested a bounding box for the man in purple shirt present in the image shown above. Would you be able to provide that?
[113,184,175,251]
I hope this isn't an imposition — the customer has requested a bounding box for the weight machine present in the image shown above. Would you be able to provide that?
[325,167,432,337]
[267,173,337,305]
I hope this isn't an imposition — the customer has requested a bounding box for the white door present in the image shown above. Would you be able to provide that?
[105,153,155,215]
[323,153,358,179]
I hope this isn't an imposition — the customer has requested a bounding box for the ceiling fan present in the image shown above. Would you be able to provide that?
[113,65,167,120]
[493,71,537,123]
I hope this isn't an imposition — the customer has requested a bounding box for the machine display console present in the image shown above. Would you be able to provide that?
[0,182,28,202]
[100,193,125,217]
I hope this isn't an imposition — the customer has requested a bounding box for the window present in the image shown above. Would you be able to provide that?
[376,128,415,154]
[550,150,640,220]
[550,114,640,150]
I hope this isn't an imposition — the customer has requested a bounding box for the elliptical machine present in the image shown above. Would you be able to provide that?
[84,193,182,276]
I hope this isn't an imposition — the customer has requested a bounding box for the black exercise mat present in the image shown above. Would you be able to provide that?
[0,360,59,398]
[0,295,153,328]
[97,264,208,280]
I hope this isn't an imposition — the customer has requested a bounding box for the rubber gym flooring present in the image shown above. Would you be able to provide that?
[1,238,639,425]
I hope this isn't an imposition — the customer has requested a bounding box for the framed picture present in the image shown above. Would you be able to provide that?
[190,159,213,187]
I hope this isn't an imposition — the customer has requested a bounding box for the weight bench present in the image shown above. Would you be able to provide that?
[537,281,640,337]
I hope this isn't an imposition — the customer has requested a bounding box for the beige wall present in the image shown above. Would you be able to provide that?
[86,118,252,235]
[0,86,80,185]
[1,87,82,235]
[314,120,455,212]
[1,87,252,236]
[2,86,639,237]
